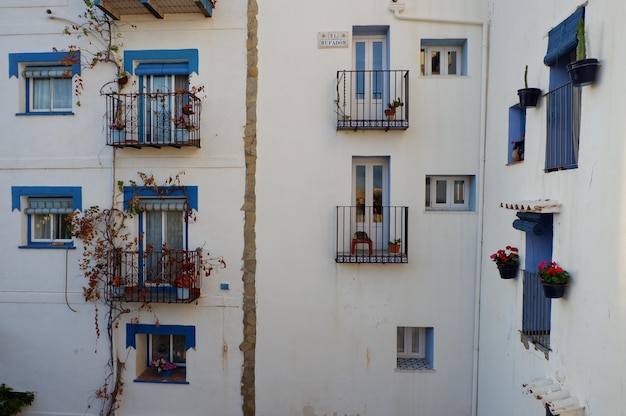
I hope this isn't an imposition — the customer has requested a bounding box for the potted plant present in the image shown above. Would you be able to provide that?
[538,261,570,298]
[109,275,126,298]
[384,97,403,120]
[388,238,401,254]
[490,246,520,279]
[117,71,130,87]
[517,65,541,108]
[150,356,177,377]
[511,135,525,162]
[566,18,600,87]
[182,103,195,115]
[109,119,126,143]
[0,384,35,415]
[174,116,196,143]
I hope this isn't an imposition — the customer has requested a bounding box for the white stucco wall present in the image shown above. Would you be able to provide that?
[479,1,626,415]
[256,1,485,415]
[0,1,246,415]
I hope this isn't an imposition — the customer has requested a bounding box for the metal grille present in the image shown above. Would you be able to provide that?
[335,205,408,263]
[521,270,551,350]
[105,249,201,304]
[545,82,581,171]
[335,70,409,131]
[105,91,201,148]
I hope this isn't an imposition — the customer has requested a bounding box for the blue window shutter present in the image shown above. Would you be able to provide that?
[544,7,584,66]
[135,62,189,75]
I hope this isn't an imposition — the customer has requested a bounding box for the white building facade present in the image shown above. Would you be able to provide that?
[1,0,623,415]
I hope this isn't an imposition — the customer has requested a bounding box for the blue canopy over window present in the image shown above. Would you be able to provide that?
[544,7,584,66]
[134,62,189,76]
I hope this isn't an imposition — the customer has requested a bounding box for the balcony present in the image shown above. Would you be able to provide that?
[545,82,580,171]
[336,206,409,263]
[105,249,202,304]
[335,70,409,131]
[95,0,215,19]
[105,91,201,148]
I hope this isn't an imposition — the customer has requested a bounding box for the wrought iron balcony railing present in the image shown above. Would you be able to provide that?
[95,0,215,20]
[521,270,551,352]
[336,206,408,263]
[105,91,201,148]
[545,82,580,171]
[336,70,409,131]
[105,249,202,304]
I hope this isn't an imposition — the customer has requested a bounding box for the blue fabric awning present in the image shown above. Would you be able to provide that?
[544,7,584,66]
[23,66,74,78]
[135,62,189,76]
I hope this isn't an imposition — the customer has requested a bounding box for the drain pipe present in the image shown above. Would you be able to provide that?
[389,4,490,416]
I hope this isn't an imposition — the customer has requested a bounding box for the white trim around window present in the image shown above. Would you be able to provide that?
[425,175,471,211]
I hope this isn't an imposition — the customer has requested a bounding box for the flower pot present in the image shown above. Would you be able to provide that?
[540,281,567,298]
[177,287,190,300]
[566,58,600,87]
[517,88,541,108]
[389,244,401,254]
[175,129,190,143]
[110,285,126,297]
[384,108,396,120]
[182,106,194,115]
[497,264,518,279]
[111,130,126,144]
[157,369,173,377]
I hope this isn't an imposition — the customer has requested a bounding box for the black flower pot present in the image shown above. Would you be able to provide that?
[517,88,542,108]
[541,281,567,298]
[566,58,600,87]
[497,264,519,279]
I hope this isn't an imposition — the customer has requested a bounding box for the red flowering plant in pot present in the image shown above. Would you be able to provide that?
[538,261,570,298]
[490,246,520,279]
[151,356,177,376]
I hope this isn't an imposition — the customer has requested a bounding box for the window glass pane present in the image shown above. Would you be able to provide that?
[454,180,465,204]
[411,328,420,353]
[372,42,383,99]
[372,165,383,223]
[146,211,163,282]
[435,180,447,203]
[355,165,366,222]
[53,214,71,240]
[355,42,365,99]
[425,177,431,206]
[166,211,183,250]
[172,335,186,364]
[53,78,72,108]
[151,334,171,361]
[448,51,457,75]
[420,49,425,75]
[431,51,441,75]
[33,78,51,110]
[33,214,51,239]
[397,327,404,353]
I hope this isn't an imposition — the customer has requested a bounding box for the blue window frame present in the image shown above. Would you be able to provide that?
[126,323,195,384]
[123,49,198,144]
[544,8,583,171]
[9,52,80,115]
[11,186,82,248]
[123,186,198,287]
[508,105,526,164]
[519,213,553,354]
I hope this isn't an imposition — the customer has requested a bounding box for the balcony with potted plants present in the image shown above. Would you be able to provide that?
[335,205,409,263]
[95,0,216,20]
[105,247,202,304]
[105,90,201,148]
[335,70,409,131]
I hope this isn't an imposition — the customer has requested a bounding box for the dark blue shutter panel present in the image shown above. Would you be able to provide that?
[544,7,584,66]
[134,62,189,75]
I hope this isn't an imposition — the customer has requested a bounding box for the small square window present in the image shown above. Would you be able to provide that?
[396,326,434,371]
[425,176,472,211]
[420,39,466,76]
[11,187,81,249]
